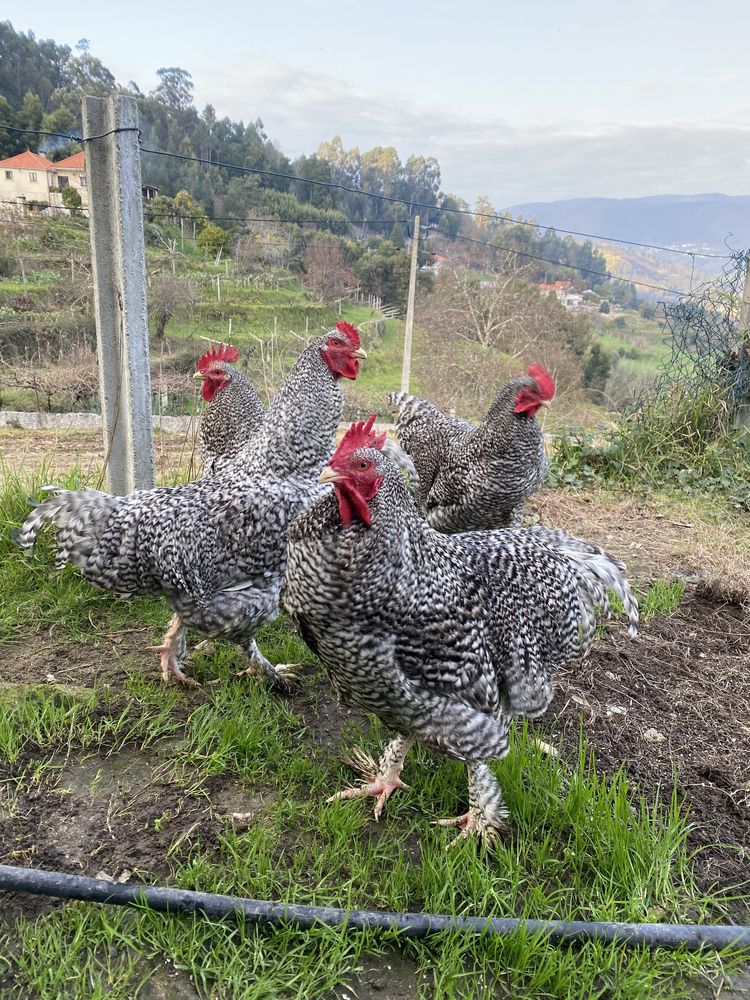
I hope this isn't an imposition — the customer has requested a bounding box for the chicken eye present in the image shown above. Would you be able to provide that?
[357,460,369,471]
[330,338,343,347]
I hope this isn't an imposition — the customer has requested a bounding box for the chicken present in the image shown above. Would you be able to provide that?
[20,323,367,689]
[156,342,267,674]
[284,416,637,845]
[389,364,555,531]
[193,342,265,474]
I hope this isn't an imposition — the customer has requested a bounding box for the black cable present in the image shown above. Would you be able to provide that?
[137,142,731,260]
[0,123,732,261]
[0,124,140,143]
[424,230,694,297]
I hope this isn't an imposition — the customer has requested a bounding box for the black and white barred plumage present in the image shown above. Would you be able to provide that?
[389,371,551,532]
[284,449,637,831]
[198,362,265,474]
[20,334,357,687]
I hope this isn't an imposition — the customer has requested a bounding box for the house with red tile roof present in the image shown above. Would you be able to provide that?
[0,149,88,209]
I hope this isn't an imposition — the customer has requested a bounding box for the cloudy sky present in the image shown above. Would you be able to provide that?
[14,0,750,207]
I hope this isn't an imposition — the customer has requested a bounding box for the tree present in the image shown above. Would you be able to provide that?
[436,194,467,237]
[197,223,228,258]
[19,90,43,141]
[153,68,194,112]
[354,240,412,307]
[292,154,335,209]
[234,223,296,272]
[302,242,354,303]
[61,186,82,215]
[582,342,611,394]
[473,196,497,230]
[419,264,529,352]
[149,274,197,339]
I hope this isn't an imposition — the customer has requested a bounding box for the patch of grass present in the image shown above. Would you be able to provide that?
[0,681,183,764]
[640,578,686,621]
[5,719,746,998]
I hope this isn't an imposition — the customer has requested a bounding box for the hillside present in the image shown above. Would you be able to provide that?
[506,194,750,254]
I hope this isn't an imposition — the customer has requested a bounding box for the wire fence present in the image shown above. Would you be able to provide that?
[633,250,750,418]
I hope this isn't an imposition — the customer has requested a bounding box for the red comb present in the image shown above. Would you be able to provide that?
[332,413,386,464]
[334,320,361,348]
[527,363,555,400]
[196,343,239,373]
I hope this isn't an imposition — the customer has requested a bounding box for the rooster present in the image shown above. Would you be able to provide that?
[389,364,555,531]
[193,342,265,474]
[20,323,367,688]
[284,416,637,844]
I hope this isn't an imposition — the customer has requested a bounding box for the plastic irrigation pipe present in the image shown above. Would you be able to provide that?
[2,864,749,951]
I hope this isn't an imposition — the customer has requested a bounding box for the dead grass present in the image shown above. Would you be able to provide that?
[530,486,750,605]
[0,426,201,482]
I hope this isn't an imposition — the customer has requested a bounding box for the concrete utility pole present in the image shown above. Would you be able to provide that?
[83,94,155,493]
[734,252,750,432]
[400,214,420,393]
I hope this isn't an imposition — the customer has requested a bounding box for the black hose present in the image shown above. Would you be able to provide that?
[1,864,748,951]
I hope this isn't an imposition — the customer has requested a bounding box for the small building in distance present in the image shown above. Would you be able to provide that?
[0,149,88,210]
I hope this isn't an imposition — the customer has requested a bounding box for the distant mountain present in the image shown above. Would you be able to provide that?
[505,194,750,254]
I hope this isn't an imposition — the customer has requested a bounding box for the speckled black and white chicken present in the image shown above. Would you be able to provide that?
[284,416,638,844]
[193,342,265,474]
[20,323,367,689]
[389,364,555,532]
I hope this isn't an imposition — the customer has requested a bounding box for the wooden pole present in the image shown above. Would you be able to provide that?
[400,214,420,393]
[83,94,154,493]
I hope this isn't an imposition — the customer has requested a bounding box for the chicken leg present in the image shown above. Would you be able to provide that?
[236,639,300,693]
[436,762,509,848]
[146,614,198,687]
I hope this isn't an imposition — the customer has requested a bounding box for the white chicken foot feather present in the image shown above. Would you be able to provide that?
[327,736,415,820]
[435,762,509,848]
[236,639,301,693]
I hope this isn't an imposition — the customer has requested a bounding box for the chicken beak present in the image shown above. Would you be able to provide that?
[352,347,367,360]
[540,399,551,408]
[319,466,345,485]
[192,371,206,381]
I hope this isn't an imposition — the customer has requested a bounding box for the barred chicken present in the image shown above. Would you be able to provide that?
[284,416,637,845]
[389,364,555,531]
[20,323,366,688]
[193,342,265,474]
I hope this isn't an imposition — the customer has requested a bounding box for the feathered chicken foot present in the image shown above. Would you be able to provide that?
[435,763,509,849]
[327,736,414,821]
[145,615,199,688]
[236,640,300,693]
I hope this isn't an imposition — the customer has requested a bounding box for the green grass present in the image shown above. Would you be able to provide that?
[0,468,748,998]
[640,578,686,621]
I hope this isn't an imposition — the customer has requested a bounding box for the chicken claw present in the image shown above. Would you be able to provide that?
[146,615,199,688]
[435,763,509,849]
[327,737,413,820]
[237,641,301,692]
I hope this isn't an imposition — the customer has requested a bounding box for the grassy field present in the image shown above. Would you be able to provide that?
[1,457,749,999]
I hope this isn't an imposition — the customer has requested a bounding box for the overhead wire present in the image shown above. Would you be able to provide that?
[0,123,733,272]
[417,229,693,297]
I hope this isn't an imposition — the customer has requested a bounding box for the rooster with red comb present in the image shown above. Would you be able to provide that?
[285,414,637,845]
[20,323,367,688]
[192,342,265,474]
[389,364,555,532]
